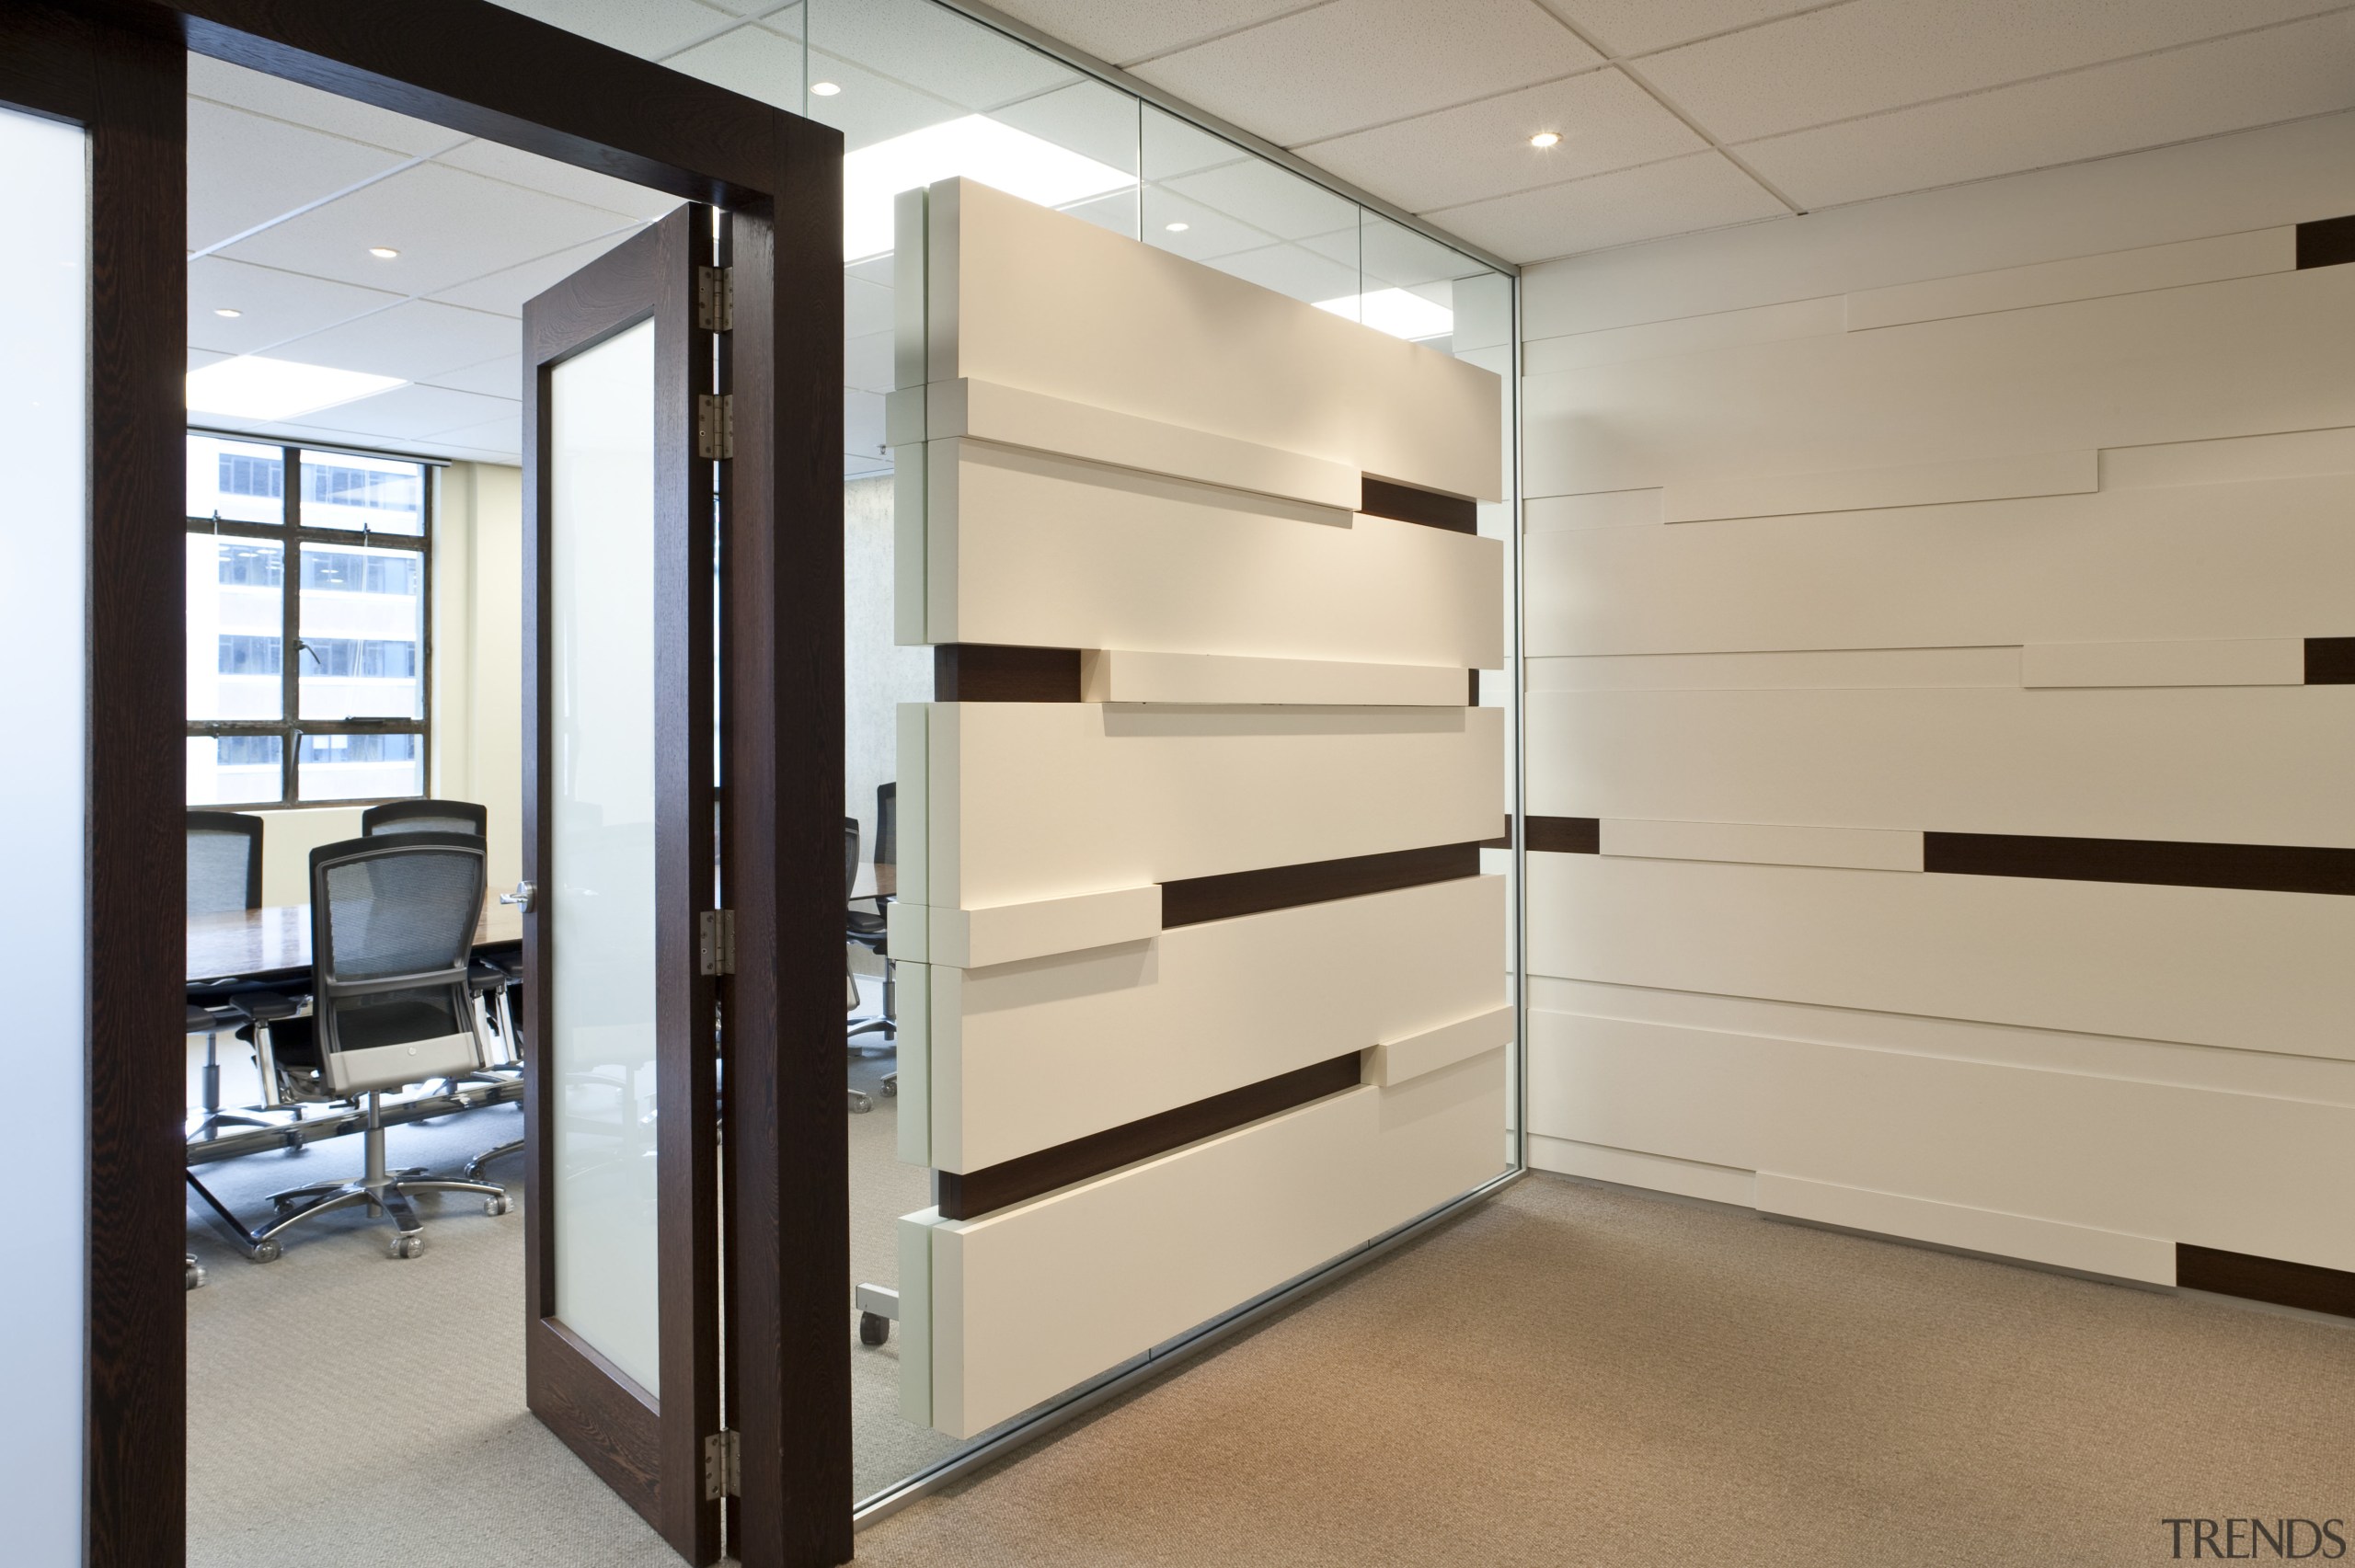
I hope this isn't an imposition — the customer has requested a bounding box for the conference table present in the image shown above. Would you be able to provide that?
[187,893,522,990]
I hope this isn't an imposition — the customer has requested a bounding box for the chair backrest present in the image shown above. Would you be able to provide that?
[844,818,860,899]
[187,810,262,917]
[874,782,895,872]
[362,797,488,839]
[306,831,488,1095]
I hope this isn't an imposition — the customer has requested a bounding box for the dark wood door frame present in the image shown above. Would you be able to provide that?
[520,204,723,1562]
[47,3,847,1565]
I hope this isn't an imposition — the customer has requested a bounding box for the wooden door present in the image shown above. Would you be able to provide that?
[520,201,723,1563]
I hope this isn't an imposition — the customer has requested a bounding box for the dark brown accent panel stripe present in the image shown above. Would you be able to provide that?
[1525,816,1601,854]
[2305,636,2355,683]
[2294,214,2355,269]
[1468,668,1482,706]
[1477,816,1512,851]
[936,1053,1363,1220]
[934,642,1082,702]
[1361,475,1477,534]
[1160,841,1481,927]
[2178,1243,2355,1320]
[1924,831,2355,897]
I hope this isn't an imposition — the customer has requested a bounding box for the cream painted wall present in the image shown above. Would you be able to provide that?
[242,461,523,904]
[1518,110,2355,1278]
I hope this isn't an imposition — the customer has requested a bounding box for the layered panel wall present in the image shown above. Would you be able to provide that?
[1518,116,2355,1291]
[889,179,1510,1436]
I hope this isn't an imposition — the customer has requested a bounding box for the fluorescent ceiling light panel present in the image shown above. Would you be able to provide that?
[1315,289,1453,342]
[842,116,1134,261]
[186,355,407,420]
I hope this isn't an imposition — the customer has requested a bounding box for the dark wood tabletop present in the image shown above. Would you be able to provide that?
[187,893,522,988]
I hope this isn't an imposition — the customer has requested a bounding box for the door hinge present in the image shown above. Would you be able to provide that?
[696,393,734,460]
[699,909,737,977]
[703,1429,740,1500]
[695,265,733,332]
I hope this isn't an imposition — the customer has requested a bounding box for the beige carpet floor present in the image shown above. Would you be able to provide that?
[857,1173,2355,1568]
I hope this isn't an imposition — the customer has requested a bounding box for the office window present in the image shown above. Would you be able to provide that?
[186,432,433,807]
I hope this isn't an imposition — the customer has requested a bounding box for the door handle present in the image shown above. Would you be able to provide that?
[500,879,536,911]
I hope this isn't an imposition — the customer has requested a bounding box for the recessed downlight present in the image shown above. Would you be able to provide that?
[811,80,842,97]
[1164,221,1189,233]
[213,307,242,318]
[368,246,400,258]
[1528,131,1562,149]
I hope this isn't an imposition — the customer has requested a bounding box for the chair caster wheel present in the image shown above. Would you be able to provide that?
[185,1260,207,1290]
[859,1311,891,1346]
[247,1241,281,1265]
[484,1194,512,1217]
[880,1079,898,1098]
[848,1092,873,1114]
[390,1234,425,1260]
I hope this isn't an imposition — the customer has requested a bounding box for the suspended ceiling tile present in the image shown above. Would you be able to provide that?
[188,56,469,158]
[189,258,402,358]
[414,418,525,461]
[486,0,741,58]
[1740,14,2355,210]
[420,356,524,401]
[1425,150,1785,262]
[1161,158,1357,240]
[1535,0,1835,57]
[991,80,1144,172]
[1143,106,1250,179]
[276,299,522,383]
[291,383,520,442]
[1201,240,1361,304]
[1640,0,2345,145]
[1059,189,1143,239]
[667,20,810,110]
[1299,67,1705,213]
[804,52,969,153]
[846,275,895,339]
[809,0,1076,113]
[429,230,644,316]
[188,99,418,253]
[433,138,685,222]
[1133,0,1604,146]
[224,162,638,297]
[1141,187,1280,259]
[982,0,1325,67]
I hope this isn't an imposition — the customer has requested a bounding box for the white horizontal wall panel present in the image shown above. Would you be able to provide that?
[1522,295,1844,374]
[1844,227,2293,332]
[1528,647,2022,692]
[926,437,1503,669]
[1523,265,2355,497]
[924,1051,1506,1436]
[1525,475,2355,657]
[1082,649,1466,707]
[925,885,1161,970]
[1528,685,2355,847]
[1525,853,2355,1060]
[1599,818,1923,872]
[924,178,1502,501]
[2020,638,2304,689]
[1660,450,2095,524]
[1755,1173,2176,1286]
[925,702,1504,910]
[1366,1002,1516,1088]
[925,377,1361,509]
[1528,975,2355,1106]
[930,875,1505,1171]
[2102,424,2355,488]
[1525,1136,1760,1207]
[1524,489,1662,532]
[1525,1007,2355,1272]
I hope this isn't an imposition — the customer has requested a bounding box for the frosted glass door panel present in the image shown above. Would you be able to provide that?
[549,318,661,1395]
[0,105,85,1568]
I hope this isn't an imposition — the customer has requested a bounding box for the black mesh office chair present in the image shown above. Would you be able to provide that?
[244,832,512,1260]
[361,797,489,838]
[184,811,285,1142]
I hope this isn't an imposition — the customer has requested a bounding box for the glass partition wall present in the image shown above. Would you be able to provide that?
[505,0,1521,1507]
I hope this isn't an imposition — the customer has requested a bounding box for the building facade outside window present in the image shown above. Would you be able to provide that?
[184,430,433,807]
